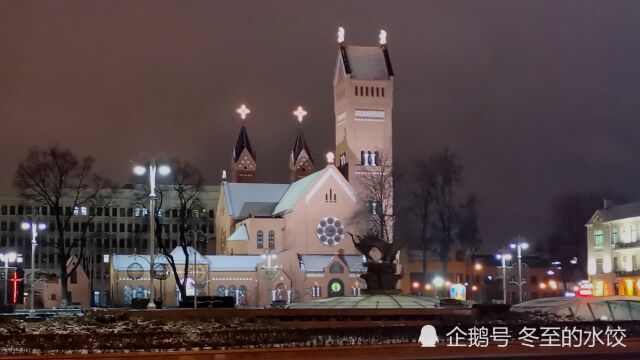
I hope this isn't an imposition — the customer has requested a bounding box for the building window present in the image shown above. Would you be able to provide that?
[329,262,344,274]
[612,229,618,245]
[355,109,385,122]
[70,270,77,284]
[257,231,264,249]
[632,225,638,243]
[614,257,619,271]
[268,231,275,250]
[596,258,603,274]
[51,294,56,301]
[594,229,604,247]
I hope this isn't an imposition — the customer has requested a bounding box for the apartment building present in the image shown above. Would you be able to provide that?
[0,185,219,307]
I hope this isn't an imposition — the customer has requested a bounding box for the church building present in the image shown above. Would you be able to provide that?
[109,28,396,307]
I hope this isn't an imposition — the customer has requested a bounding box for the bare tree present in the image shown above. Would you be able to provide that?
[135,160,204,301]
[409,159,437,286]
[13,146,115,306]
[356,154,394,243]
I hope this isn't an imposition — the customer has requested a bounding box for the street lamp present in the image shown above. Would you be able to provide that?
[21,220,46,317]
[509,237,529,303]
[0,252,17,307]
[133,160,171,310]
[495,251,513,304]
[187,229,205,309]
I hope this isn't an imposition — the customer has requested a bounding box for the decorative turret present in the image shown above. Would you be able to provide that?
[231,104,257,183]
[289,106,315,182]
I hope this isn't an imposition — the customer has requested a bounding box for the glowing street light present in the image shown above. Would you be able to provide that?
[496,250,513,304]
[0,252,17,307]
[21,220,46,317]
[474,263,483,271]
[132,160,171,309]
[432,276,444,288]
[509,237,529,303]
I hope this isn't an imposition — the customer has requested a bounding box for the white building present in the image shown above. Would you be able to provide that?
[0,185,218,307]
[586,201,640,296]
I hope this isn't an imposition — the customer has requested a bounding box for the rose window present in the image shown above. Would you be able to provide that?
[316,217,345,246]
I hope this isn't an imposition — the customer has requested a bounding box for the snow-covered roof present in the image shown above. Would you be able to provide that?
[273,171,323,215]
[223,182,290,219]
[205,255,263,271]
[228,224,249,241]
[168,246,208,264]
[591,202,640,223]
[299,254,366,273]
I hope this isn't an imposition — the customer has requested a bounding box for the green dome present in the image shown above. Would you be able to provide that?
[288,295,441,309]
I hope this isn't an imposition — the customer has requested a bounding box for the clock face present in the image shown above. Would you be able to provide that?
[316,216,345,246]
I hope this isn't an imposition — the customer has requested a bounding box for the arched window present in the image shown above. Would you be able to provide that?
[216,285,226,297]
[360,151,365,165]
[257,230,264,249]
[228,285,237,300]
[374,151,380,166]
[329,261,344,274]
[123,285,133,306]
[268,230,275,250]
[355,86,358,96]
[382,87,385,97]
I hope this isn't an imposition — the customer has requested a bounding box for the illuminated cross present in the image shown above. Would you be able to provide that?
[8,272,23,304]
[379,30,387,45]
[293,106,307,123]
[236,104,250,120]
[337,27,345,43]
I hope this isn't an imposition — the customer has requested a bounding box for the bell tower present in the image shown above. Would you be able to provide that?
[333,28,394,194]
[231,104,257,183]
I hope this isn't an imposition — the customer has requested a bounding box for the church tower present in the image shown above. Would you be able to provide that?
[333,28,394,193]
[289,106,315,182]
[231,104,257,183]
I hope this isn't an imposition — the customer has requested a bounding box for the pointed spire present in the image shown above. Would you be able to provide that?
[289,106,315,182]
[233,124,256,162]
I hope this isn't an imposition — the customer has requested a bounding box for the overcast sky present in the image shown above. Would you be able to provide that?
[2,1,640,251]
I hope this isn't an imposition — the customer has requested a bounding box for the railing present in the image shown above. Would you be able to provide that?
[614,241,640,249]
[616,269,640,277]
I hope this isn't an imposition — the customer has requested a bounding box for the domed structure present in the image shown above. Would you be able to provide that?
[287,295,441,309]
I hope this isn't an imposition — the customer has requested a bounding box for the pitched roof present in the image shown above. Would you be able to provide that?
[168,246,208,264]
[272,170,323,215]
[204,255,264,271]
[592,202,640,222]
[232,124,256,162]
[299,254,366,273]
[228,224,249,241]
[291,129,314,165]
[223,182,290,220]
[340,44,393,80]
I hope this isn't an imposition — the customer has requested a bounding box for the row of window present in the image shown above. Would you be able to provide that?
[256,231,275,250]
[594,225,640,247]
[0,205,214,219]
[1,220,212,234]
[354,86,385,97]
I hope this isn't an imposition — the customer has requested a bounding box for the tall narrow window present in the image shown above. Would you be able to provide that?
[355,87,358,96]
[632,225,637,243]
[594,229,604,247]
[257,231,264,249]
[365,87,369,96]
[268,231,275,250]
[376,87,379,97]
[382,88,385,97]
[360,151,365,165]
[612,229,618,245]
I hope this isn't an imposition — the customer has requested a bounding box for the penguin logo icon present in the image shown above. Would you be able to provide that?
[418,325,439,347]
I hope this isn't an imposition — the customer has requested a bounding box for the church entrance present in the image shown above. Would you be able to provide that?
[328,279,344,297]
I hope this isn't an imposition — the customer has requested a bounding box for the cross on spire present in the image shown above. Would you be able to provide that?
[379,30,387,45]
[337,27,345,43]
[293,106,307,123]
[236,104,250,120]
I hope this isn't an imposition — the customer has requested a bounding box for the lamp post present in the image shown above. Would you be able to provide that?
[187,229,205,309]
[0,252,17,307]
[133,161,171,310]
[510,237,529,303]
[495,250,512,304]
[21,221,46,317]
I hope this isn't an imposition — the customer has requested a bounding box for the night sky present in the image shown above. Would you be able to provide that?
[2,1,640,251]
